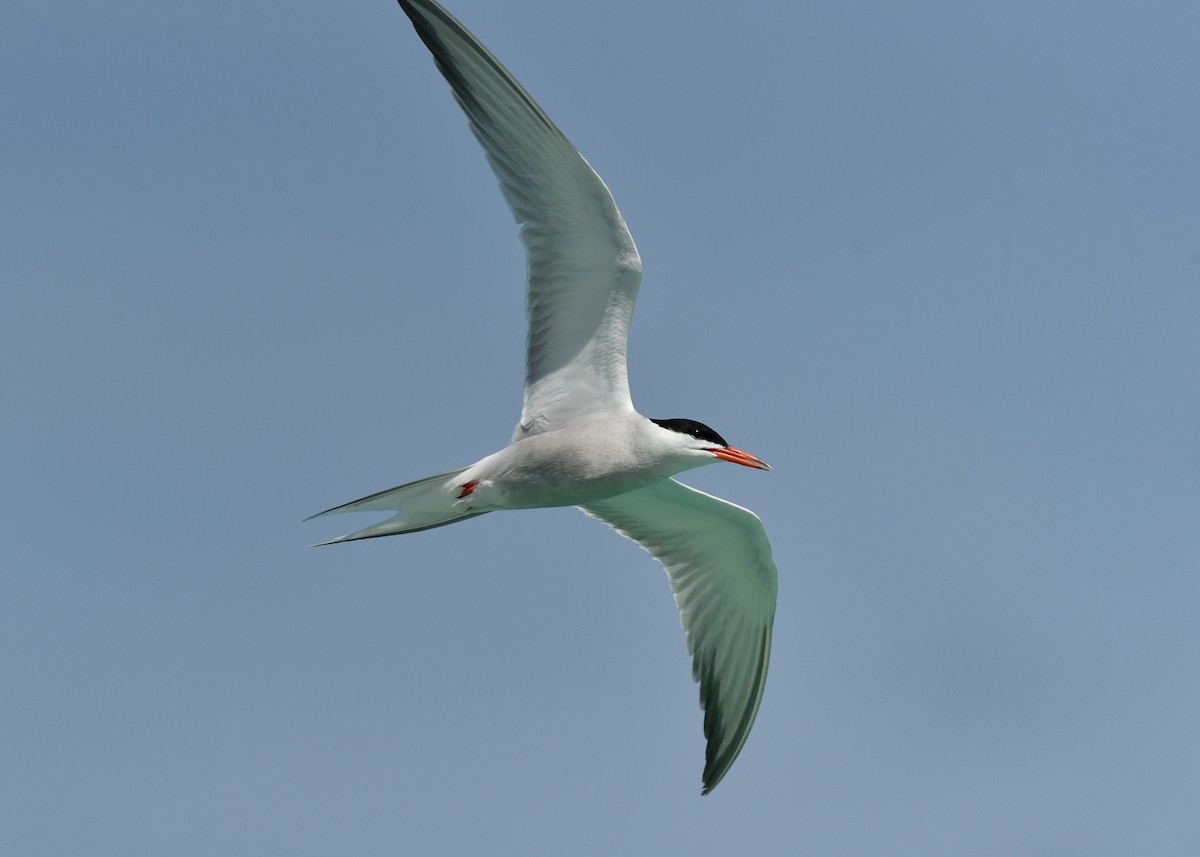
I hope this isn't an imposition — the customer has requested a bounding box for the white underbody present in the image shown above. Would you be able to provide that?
[456,413,707,511]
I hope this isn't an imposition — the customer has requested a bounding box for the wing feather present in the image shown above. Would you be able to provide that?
[397,0,642,439]
[581,479,778,794]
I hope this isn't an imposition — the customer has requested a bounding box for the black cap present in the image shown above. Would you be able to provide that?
[650,418,729,448]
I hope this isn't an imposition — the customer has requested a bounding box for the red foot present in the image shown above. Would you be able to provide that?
[457,480,479,499]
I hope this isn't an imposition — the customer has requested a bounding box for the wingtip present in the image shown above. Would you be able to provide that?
[700,763,729,796]
[700,756,732,794]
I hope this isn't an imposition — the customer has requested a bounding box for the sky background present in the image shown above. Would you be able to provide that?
[3,0,1199,853]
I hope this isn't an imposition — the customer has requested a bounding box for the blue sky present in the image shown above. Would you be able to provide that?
[3,0,1199,853]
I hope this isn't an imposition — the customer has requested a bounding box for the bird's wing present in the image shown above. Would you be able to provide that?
[398,0,643,441]
[580,479,778,794]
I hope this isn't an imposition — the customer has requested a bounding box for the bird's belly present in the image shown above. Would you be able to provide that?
[484,465,659,510]
[470,443,671,511]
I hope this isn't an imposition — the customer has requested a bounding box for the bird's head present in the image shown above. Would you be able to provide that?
[650,418,770,471]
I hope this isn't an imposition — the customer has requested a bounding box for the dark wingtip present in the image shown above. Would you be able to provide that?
[694,624,774,795]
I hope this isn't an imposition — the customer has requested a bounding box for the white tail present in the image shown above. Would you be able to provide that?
[306,467,486,545]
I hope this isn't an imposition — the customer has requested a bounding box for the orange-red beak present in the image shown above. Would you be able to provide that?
[712,446,771,470]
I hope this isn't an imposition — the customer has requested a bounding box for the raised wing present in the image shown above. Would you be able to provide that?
[581,479,778,794]
[398,0,643,440]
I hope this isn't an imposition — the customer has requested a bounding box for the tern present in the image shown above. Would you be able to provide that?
[309,0,779,794]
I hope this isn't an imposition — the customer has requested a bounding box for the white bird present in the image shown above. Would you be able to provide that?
[310,0,778,795]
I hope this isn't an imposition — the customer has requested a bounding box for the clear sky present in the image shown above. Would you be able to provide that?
[3,0,1199,853]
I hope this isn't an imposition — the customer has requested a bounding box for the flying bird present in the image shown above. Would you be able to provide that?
[309,0,778,794]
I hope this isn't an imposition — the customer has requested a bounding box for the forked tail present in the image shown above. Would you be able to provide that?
[305,467,486,545]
